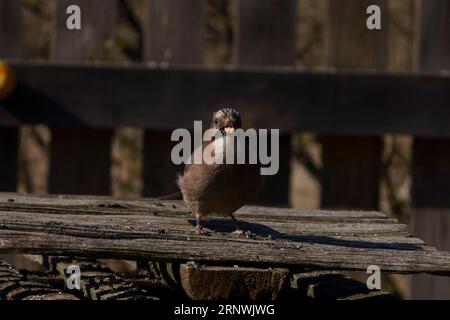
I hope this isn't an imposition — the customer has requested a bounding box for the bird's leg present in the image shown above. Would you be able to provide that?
[231,213,245,235]
[196,214,205,235]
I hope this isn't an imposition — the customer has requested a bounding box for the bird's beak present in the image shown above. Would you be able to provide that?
[224,127,235,134]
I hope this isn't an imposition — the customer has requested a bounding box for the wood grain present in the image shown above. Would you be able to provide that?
[0,193,449,275]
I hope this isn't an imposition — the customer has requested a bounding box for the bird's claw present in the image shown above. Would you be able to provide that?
[196,227,210,236]
[232,229,248,237]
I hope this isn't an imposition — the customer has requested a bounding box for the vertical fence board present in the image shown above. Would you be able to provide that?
[49,0,117,195]
[415,0,450,70]
[142,0,205,197]
[0,128,18,192]
[234,0,296,66]
[234,0,297,205]
[321,0,387,210]
[321,136,382,209]
[0,0,22,58]
[0,0,21,192]
[412,0,450,300]
[144,0,204,65]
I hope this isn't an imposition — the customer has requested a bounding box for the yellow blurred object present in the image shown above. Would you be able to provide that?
[0,60,16,99]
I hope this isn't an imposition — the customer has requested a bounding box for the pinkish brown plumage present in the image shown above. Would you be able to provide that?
[177,108,264,234]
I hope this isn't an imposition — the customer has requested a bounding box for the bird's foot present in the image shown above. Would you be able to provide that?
[232,229,255,238]
[232,229,244,235]
[196,226,210,236]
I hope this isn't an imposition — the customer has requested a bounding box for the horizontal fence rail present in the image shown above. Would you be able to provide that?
[1,61,450,136]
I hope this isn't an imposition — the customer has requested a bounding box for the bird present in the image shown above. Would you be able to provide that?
[177,108,264,235]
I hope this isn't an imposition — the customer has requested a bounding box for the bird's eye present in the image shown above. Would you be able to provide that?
[214,118,218,124]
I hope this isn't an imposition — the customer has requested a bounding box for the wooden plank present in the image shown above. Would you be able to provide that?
[234,0,296,205]
[0,193,448,275]
[320,0,387,210]
[0,224,448,275]
[0,1,21,193]
[142,0,205,197]
[2,62,450,136]
[49,0,117,195]
[411,0,450,300]
[0,192,395,222]
[0,210,412,238]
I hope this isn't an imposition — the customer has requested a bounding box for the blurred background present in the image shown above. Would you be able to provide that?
[0,0,449,299]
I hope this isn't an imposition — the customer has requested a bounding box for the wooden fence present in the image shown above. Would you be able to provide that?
[0,0,449,299]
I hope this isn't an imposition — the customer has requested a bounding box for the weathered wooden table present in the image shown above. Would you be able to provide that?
[0,192,449,300]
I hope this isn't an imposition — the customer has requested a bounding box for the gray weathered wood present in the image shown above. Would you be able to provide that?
[411,0,450,299]
[234,0,296,205]
[0,192,399,223]
[321,0,387,210]
[3,62,449,136]
[0,193,449,275]
[49,0,117,195]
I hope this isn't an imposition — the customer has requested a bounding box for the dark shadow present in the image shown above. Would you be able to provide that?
[291,273,398,300]
[1,83,85,126]
[187,218,422,251]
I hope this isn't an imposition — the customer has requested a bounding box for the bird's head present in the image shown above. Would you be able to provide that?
[212,108,242,135]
